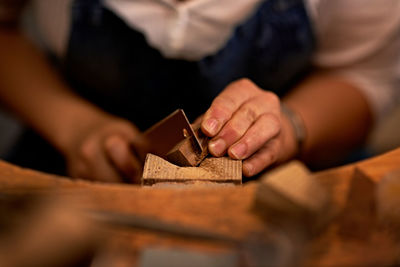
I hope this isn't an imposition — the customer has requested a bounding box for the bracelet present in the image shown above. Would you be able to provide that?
[281,104,306,155]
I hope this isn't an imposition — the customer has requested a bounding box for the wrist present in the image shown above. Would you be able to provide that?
[280,103,307,160]
[47,99,113,155]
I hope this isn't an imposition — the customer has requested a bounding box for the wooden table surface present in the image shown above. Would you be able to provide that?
[1,148,400,266]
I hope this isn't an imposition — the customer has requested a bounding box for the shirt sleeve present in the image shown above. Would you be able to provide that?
[0,0,28,24]
[311,0,400,123]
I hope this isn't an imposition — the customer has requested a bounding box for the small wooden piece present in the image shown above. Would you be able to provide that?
[166,128,209,167]
[376,168,400,232]
[338,168,376,240]
[253,161,330,234]
[142,153,242,186]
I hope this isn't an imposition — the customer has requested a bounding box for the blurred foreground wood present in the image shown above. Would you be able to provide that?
[1,148,400,266]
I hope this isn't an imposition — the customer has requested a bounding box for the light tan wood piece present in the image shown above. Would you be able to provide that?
[376,168,400,231]
[254,161,331,234]
[142,153,242,186]
[338,168,376,240]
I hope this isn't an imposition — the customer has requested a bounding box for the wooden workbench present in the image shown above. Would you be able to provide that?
[1,148,400,266]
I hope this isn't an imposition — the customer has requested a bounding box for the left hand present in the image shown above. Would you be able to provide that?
[63,114,148,183]
[201,78,298,177]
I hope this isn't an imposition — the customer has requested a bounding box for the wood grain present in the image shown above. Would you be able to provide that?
[142,153,242,185]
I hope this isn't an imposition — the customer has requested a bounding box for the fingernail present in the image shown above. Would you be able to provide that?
[230,143,247,159]
[243,162,254,176]
[203,118,219,135]
[209,138,226,156]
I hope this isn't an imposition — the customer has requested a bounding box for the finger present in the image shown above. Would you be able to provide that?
[94,159,125,183]
[78,138,124,183]
[227,113,281,160]
[242,139,280,177]
[116,124,149,163]
[132,137,151,163]
[201,79,259,137]
[104,135,142,183]
[68,160,93,181]
[208,95,278,156]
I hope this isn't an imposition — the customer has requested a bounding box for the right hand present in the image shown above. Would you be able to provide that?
[200,78,298,177]
[63,115,148,183]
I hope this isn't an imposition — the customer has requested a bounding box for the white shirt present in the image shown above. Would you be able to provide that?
[19,0,400,122]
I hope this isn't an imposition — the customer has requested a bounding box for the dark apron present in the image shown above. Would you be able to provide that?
[6,0,315,175]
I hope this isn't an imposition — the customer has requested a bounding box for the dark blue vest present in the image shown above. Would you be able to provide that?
[65,0,314,129]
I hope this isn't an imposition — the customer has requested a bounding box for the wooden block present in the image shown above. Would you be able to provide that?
[338,168,376,240]
[166,128,209,167]
[253,161,330,234]
[142,153,242,186]
[376,168,400,231]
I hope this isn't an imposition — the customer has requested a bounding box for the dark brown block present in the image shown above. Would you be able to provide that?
[166,127,209,167]
[143,109,199,158]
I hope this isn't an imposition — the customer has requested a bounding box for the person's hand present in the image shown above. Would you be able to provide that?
[63,114,148,183]
[201,78,298,177]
